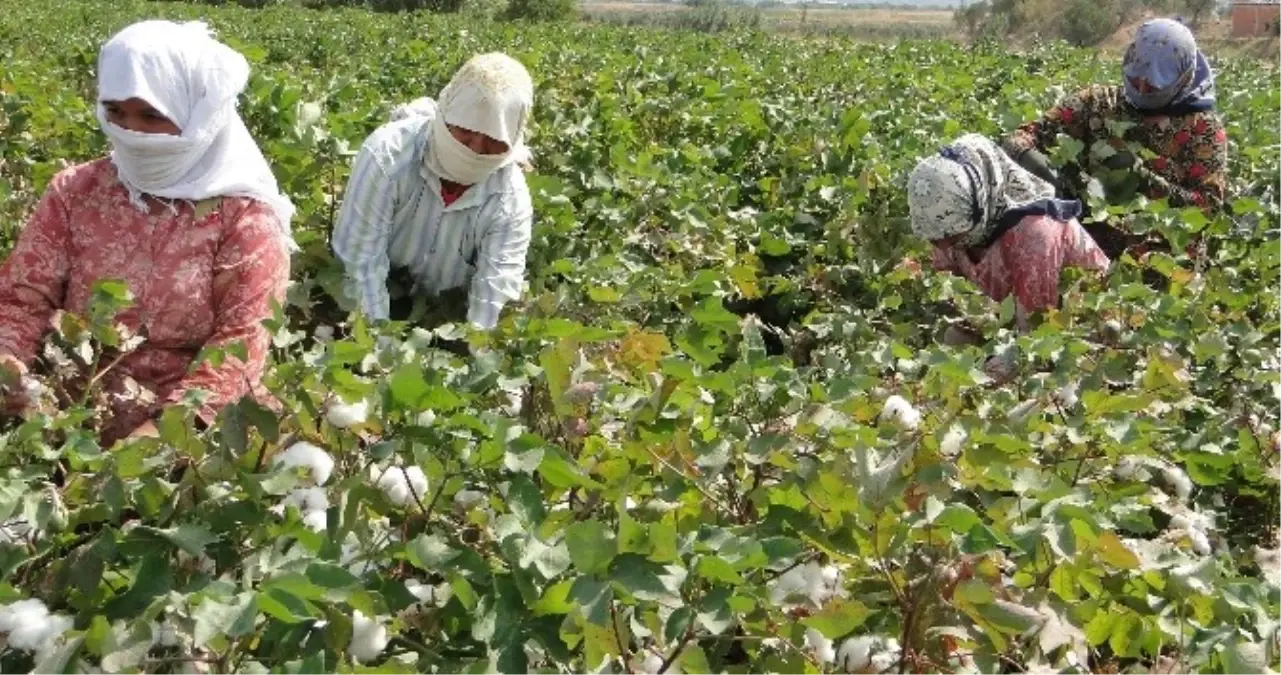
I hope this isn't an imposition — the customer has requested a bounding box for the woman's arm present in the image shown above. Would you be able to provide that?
[467,197,532,331]
[332,144,396,322]
[0,179,72,366]
[162,201,290,425]
[1140,114,1228,211]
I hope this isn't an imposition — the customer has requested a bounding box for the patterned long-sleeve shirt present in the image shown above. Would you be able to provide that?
[332,115,533,330]
[0,159,290,442]
[931,215,1110,329]
[1002,84,1228,211]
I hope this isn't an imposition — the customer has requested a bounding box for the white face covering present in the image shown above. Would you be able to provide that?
[424,53,534,186]
[96,20,296,249]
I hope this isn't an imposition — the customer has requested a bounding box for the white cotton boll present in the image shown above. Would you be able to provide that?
[635,653,664,674]
[152,620,183,648]
[415,410,436,427]
[1115,457,1142,480]
[282,487,329,514]
[348,610,389,664]
[1161,466,1194,502]
[1187,528,1212,556]
[302,509,329,532]
[405,579,433,603]
[326,398,369,429]
[453,490,485,510]
[881,395,921,432]
[806,564,841,605]
[940,426,966,458]
[805,628,836,665]
[1054,381,1079,409]
[272,442,334,486]
[6,604,72,653]
[0,598,49,635]
[375,466,429,507]
[313,325,335,342]
[767,564,808,605]
[869,647,900,674]
[837,636,875,673]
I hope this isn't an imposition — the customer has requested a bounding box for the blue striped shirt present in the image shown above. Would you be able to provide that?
[333,115,532,330]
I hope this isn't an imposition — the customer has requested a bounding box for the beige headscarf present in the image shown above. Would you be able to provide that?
[424,53,534,185]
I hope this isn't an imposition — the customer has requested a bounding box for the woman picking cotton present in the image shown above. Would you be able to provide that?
[333,53,534,332]
[907,135,1110,376]
[0,21,293,444]
[1002,18,1227,258]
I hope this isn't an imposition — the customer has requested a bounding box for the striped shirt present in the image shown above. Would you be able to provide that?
[333,115,532,329]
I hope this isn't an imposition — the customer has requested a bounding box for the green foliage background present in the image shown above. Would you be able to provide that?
[0,1,1277,673]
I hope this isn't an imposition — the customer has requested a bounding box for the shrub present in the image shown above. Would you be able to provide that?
[505,0,575,21]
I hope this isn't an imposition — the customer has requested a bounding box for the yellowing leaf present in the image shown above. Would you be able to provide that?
[619,330,672,371]
[1096,531,1140,570]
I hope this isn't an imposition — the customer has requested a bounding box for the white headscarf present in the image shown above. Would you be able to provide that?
[424,53,534,186]
[96,20,296,249]
[907,134,1068,248]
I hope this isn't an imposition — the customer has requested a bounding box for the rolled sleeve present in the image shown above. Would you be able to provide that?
[333,145,396,322]
[467,199,532,330]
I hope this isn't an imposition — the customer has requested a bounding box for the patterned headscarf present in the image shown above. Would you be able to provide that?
[1123,18,1216,113]
[907,134,1079,248]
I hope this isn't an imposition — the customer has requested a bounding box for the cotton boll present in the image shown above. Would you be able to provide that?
[881,395,921,432]
[326,398,369,429]
[313,325,335,342]
[302,509,329,532]
[1114,456,1142,480]
[940,426,966,458]
[1187,528,1212,556]
[0,598,49,636]
[871,648,901,671]
[4,600,72,653]
[634,653,664,674]
[1161,466,1194,502]
[766,564,808,605]
[152,620,183,648]
[805,628,836,665]
[376,466,429,507]
[348,610,389,664]
[836,636,874,673]
[271,442,334,486]
[805,563,841,606]
[1054,381,1079,409]
[415,410,436,427]
[282,487,329,514]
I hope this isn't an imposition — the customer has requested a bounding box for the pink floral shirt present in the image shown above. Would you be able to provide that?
[931,215,1110,328]
[0,158,290,441]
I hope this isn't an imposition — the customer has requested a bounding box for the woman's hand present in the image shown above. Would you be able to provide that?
[0,354,32,416]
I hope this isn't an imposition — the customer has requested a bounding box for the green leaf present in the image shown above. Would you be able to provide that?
[565,520,617,576]
[306,562,360,589]
[533,580,575,616]
[409,535,461,570]
[935,504,982,534]
[801,598,872,638]
[193,593,258,648]
[695,556,744,585]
